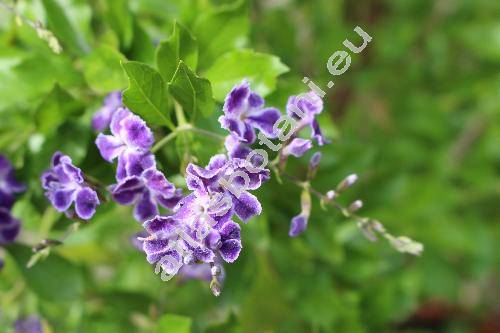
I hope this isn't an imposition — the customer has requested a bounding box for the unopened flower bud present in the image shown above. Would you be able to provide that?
[325,190,336,200]
[388,236,424,256]
[336,174,358,192]
[348,200,363,213]
[210,279,221,297]
[309,152,322,169]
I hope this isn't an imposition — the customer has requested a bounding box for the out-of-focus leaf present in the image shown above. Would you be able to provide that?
[105,0,133,49]
[194,0,249,69]
[169,61,214,119]
[128,20,155,65]
[156,21,198,82]
[155,314,192,333]
[6,244,84,302]
[205,49,289,101]
[35,85,83,135]
[121,61,173,127]
[41,0,89,54]
[82,45,127,93]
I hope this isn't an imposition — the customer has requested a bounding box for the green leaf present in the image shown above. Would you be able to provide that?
[82,45,127,93]
[194,0,249,69]
[156,21,198,82]
[129,20,155,65]
[35,85,84,135]
[105,0,134,49]
[205,49,289,101]
[155,314,192,333]
[6,244,84,302]
[169,61,214,119]
[121,61,173,128]
[41,0,88,54]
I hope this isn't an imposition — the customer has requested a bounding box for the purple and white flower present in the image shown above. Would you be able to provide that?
[96,108,155,181]
[0,155,26,209]
[219,81,281,143]
[41,152,99,220]
[92,91,122,132]
[287,91,328,146]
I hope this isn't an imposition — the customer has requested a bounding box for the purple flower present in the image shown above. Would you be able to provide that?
[92,91,122,132]
[41,152,99,220]
[287,91,328,146]
[219,81,281,143]
[282,138,312,157]
[309,152,322,170]
[0,155,26,209]
[111,168,182,221]
[289,214,308,237]
[185,155,267,222]
[0,207,20,244]
[14,316,43,333]
[96,108,154,181]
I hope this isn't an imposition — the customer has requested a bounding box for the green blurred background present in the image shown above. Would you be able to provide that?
[0,0,499,332]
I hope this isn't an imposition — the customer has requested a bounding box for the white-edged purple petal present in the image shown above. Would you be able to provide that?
[143,215,180,236]
[134,191,158,221]
[110,108,133,137]
[74,187,99,220]
[223,81,250,114]
[219,239,241,263]
[50,188,75,212]
[111,176,144,205]
[231,191,262,222]
[95,134,124,162]
[119,114,154,150]
[246,107,281,138]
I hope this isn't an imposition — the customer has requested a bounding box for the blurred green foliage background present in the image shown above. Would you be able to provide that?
[0,0,499,332]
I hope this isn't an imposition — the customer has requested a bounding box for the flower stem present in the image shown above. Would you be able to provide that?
[151,125,225,153]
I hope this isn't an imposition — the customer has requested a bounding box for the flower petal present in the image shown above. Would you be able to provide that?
[219,239,241,263]
[231,191,262,222]
[289,214,308,237]
[133,191,158,221]
[74,187,99,220]
[282,138,312,157]
[111,176,144,205]
[95,134,124,162]
[50,188,75,212]
[247,107,281,137]
[223,81,250,114]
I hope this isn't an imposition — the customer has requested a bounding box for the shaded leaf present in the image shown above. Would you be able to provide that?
[156,21,198,82]
[41,0,88,54]
[205,49,289,101]
[194,0,249,69]
[35,85,84,135]
[121,61,173,128]
[82,45,127,92]
[169,61,214,119]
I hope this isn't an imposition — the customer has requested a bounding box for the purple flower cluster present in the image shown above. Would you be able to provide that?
[96,108,182,221]
[0,155,25,268]
[42,83,328,291]
[41,152,99,220]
